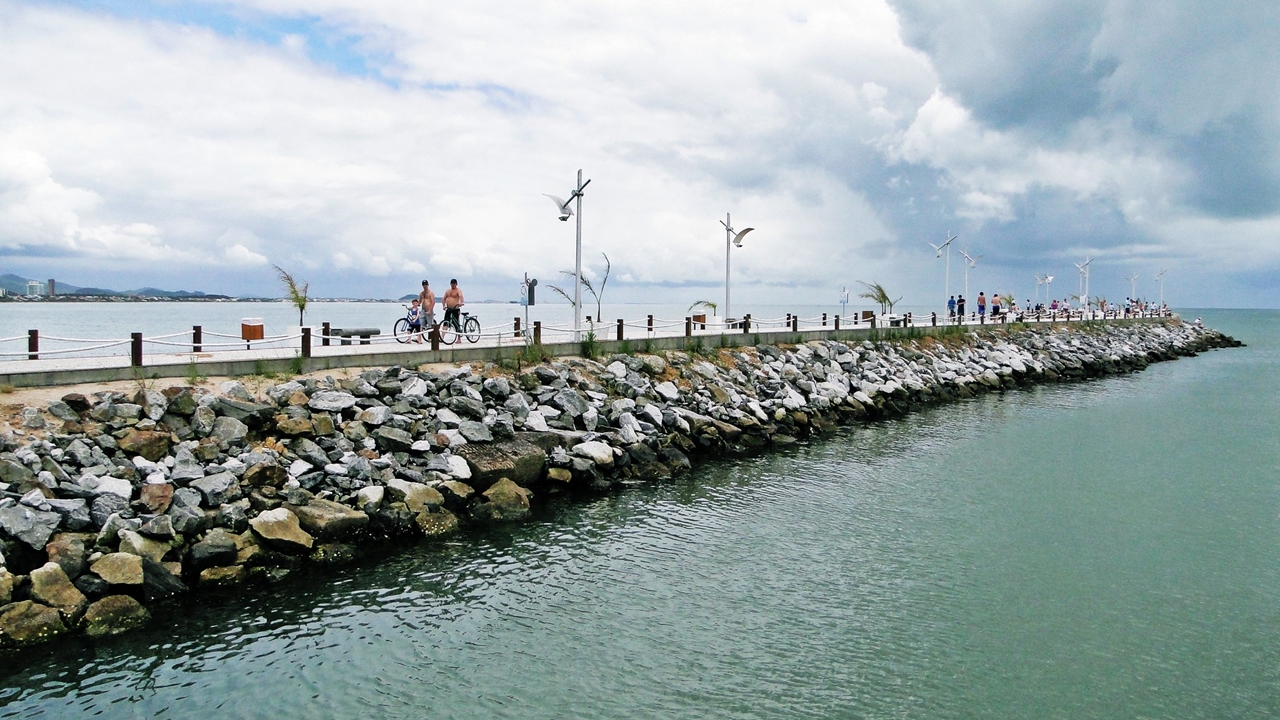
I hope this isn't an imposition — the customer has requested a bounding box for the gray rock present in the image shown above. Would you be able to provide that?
[141,557,187,602]
[482,377,511,398]
[46,401,80,422]
[0,505,62,550]
[0,457,34,485]
[138,514,175,540]
[458,421,493,443]
[572,441,615,467]
[188,529,238,571]
[210,416,249,445]
[189,472,241,508]
[191,406,216,436]
[169,446,205,481]
[308,391,358,412]
[44,499,91,531]
[135,389,168,421]
[446,396,487,420]
[214,502,249,533]
[90,494,129,528]
[357,406,393,426]
[553,390,589,417]
[503,394,530,421]
[373,427,414,452]
[96,513,140,547]
[654,381,679,400]
[291,438,330,468]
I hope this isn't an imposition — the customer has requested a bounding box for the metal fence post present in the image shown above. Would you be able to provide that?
[131,333,143,367]
[27,330,37,360]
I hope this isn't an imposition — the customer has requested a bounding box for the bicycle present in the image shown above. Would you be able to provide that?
[439,309,481,345]
[394,305,426,344]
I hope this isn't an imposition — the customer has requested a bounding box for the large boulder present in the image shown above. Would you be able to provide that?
[384,479,444,513]
[141,557,188,602]
[0,456,34,485]
[45,533,91,579]
[83,595,150,638]
[29,562,88,624]
[571,441,615,467]
[414,507,459,537]
[0,601,65,646]
[188,529,239,571]
[210,416,249,445]
[117,529,171,563]
[373,427,414,452]
[454,438,547,491]
[90,552,145,588]
[285,499,369,539]
[249,508,314,554]
[0,505,62,551]
[117,429,171,462]
[308,391,357,412]
[470,478,533,523]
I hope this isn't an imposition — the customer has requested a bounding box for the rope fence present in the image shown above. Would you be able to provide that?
[0,308,1174,369]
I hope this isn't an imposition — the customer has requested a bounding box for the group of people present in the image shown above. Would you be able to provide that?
[405,278,465,343]
[946,291,1010,321]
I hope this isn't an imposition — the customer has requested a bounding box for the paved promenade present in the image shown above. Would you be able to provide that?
[0,311,1171,389]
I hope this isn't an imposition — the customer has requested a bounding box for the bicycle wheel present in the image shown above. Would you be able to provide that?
[464,317,481,343]
[394,318,411,343]
[440,322,459,345]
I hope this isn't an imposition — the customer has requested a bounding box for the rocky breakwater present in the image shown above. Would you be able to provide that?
[0,320,1241,650]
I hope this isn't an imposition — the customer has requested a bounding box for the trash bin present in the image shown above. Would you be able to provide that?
[241,318,264,341]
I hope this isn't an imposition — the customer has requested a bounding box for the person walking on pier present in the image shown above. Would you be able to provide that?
[417,280,436,343]
[977,292,986,319]
[956,295,966,322]
[947,295,956,319]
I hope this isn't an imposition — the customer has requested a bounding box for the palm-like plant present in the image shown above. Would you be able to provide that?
[858,281,901,315]
[274,264,309,325]
[548,253,612,321]
[687,300,718,315]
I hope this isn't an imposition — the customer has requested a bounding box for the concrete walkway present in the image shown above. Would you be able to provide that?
[0,313,1171,389]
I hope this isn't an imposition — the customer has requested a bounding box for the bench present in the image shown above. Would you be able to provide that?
[327,327,381,345]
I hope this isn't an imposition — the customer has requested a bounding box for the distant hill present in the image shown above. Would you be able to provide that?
[0,273,229,299]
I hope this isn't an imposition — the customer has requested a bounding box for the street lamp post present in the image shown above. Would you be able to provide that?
[720,213,754,323]
[543,170,592,341]
[928,232,958,307]
[1155,269,1167,306]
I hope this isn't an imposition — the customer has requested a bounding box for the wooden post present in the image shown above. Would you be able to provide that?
[514,317,521,338]
[647,315,654,334]
[834,315,840,331]
[791,314,798,332]
[193,325,202,352]
[870,316,876,329]
[533,321,542,345]
[980,313,985,325]
[302,327,311,358]
[130,333,143,367]
[616,318,623,341]
[931,312,937,326]
[743,314,751,334]
[822,313,827,327]
[685,317,692,337]
[27,329,37,360]
[322,321,331,347]
[431,324,441,351]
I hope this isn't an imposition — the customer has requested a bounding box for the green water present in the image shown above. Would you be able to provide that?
[2,310,1276,719]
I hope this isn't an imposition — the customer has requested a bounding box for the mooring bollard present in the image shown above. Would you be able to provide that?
[130,333,142,367]
[192,325,202,353]
[322,321,331,347]
[616,318,624,341]
[533,321,542,345]
[302,327,311,358]
[27,329,38,360]
[514,317,521,338]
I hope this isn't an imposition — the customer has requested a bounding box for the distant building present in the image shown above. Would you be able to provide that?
[48,279,55,296]
[26,280,42,296]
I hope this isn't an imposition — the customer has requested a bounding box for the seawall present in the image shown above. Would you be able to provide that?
[0,319,1242,651]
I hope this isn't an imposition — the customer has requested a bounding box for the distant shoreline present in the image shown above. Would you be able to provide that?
[0,296,522,304]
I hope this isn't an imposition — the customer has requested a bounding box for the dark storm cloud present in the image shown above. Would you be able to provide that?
[888,0,1280,221]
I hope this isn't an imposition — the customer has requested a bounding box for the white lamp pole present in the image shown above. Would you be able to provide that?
[720,213,754,322]
[1155,269,1167,306]
[543,170,591,341]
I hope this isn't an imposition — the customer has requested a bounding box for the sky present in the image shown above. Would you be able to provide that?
[0,0,1277,307]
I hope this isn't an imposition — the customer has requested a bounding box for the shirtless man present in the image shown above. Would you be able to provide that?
[442,278,464,330]
[416,280,436,342]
